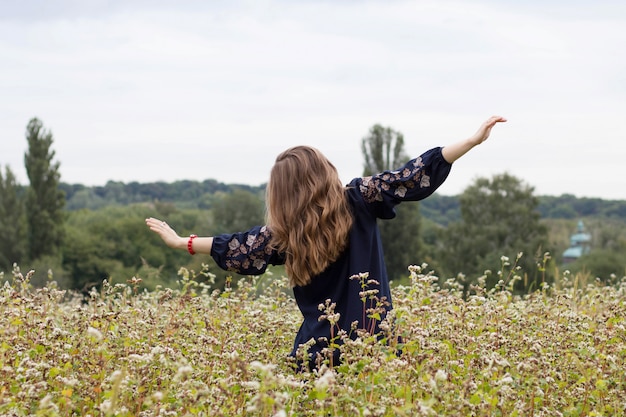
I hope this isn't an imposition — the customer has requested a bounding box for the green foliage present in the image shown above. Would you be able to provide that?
[568,249,626,280]
[61,179,264,210]
[439,173,549,292]
[22,254,69,288]
[211,189,265,235]
[379,203,422,282]
[59,202,266,291]
[546,217,626,279]
[419,194,460,226]
[1,266,625,415]
[60,178,626,226]
[60,184,108,210]
[587,217,626,251]
[0,165,26,271]
[61,205,200,290]
[539,194,626,220]
[24,118,65,260]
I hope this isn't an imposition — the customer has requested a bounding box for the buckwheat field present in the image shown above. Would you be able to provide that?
[1,262,625,417]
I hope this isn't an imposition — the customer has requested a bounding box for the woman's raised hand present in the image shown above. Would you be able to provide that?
[441,115,507,163]
[468,115,507,146]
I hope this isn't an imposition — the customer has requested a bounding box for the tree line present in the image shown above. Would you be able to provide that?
[58,178,626,223]
[2,118,626,294]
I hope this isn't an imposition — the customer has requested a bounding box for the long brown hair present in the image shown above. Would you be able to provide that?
[266,146,353,287]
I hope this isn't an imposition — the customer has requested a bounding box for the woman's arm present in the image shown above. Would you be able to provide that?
[145,217,213,254]
[145,218,284,274]
[351,146,452,218]
[441,115,507,164]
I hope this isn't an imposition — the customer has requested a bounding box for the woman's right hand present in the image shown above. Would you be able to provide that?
[468,115,507,146]
[442,115,507,163]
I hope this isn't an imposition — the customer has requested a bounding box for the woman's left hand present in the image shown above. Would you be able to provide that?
[145,217,186,250]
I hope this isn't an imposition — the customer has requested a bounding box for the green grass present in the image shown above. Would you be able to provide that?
[1,264,625,416]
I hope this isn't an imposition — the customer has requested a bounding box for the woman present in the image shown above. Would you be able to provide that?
[146,115,506,370]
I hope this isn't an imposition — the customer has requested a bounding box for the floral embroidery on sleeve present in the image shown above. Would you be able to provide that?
[395,186,407,198]
[228,238,240,250]
[359,156,431,203]
[223,225,274,274]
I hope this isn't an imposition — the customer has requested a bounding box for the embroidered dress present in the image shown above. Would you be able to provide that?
[210,147,452,368]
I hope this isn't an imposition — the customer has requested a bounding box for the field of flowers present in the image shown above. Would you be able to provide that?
[1,262,625,417]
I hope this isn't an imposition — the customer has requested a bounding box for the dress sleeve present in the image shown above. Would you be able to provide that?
[349,147,452,219]
[210,225,286,275]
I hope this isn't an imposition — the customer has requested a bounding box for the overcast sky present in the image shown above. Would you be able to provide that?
[1,0,625,199]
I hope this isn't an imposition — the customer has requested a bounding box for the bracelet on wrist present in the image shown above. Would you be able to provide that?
[187,234,197,255]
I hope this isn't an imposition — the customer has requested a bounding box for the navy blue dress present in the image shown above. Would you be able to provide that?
[210,147,452,368]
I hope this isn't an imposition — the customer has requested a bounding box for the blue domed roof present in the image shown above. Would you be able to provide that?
[570,232,591,245]
[570,220,591,245]
[563,220,591,262]
[563,246,585,259]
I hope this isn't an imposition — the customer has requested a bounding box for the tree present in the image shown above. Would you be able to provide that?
[211,189,265,234]
[570,249,626,281]
[361,124,409,176]
[24,118,65,260]
[361,124,423,281]
[0,165,26,271]
[62,205,168,290]
[438,173,549,292]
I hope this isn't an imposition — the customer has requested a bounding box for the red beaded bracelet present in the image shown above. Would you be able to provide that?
[187,234,197,255]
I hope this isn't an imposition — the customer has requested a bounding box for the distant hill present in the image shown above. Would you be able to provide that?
[60,181,626,224]
[420,194,626,224]
[60,180,265,211]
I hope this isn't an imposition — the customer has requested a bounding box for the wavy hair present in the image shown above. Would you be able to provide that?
[266,146,353,287]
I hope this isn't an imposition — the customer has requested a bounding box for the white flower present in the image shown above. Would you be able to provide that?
[151,346,165,355]
[499,374,514,385]
[128,353,149,362]
[419,405,436,416]
[249,361,276,373]
[57,376,79,387]
[99,399,112,414]
[39,394,58,412]
[87,327,103,341]
[315,367,336,390]
[174,365,193,381]
[109,370,124,383]
[435,369,448,383]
